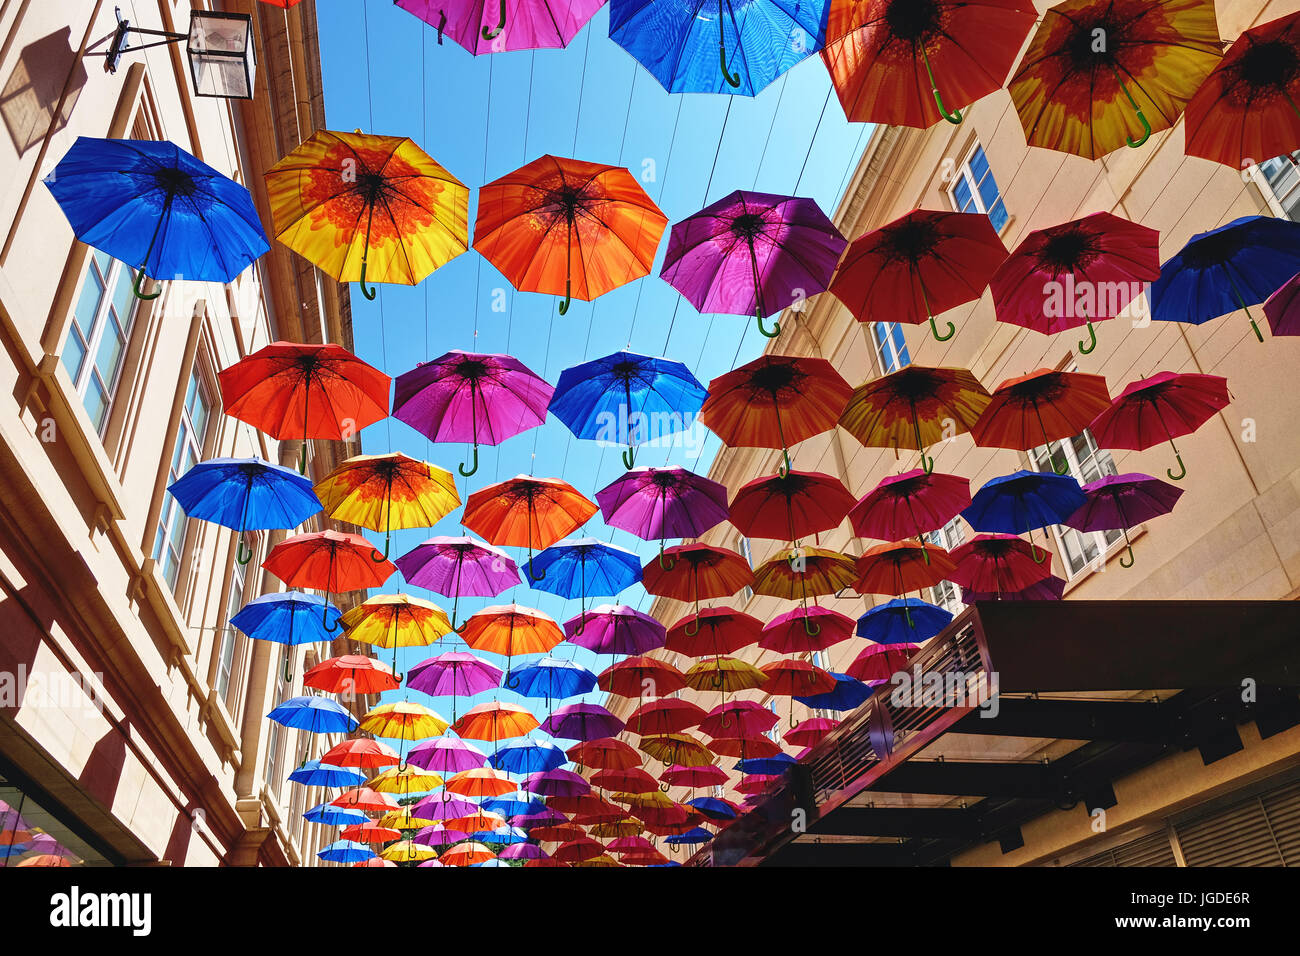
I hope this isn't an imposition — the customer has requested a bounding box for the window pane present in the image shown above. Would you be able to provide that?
[109,266,135,331]
[976,168,1002,213]
[953,175,974,211]
[889,323,910,368]
[61,328,87,383]
[968,145,990,182]
[190,386,211,442]
[92,250,111,278]
[988,199,1009,233]
[92,314,126,393]
[83,378,109,432]
[71,271,103,339]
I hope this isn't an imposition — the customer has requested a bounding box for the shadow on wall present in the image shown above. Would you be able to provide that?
[1,28,86,156]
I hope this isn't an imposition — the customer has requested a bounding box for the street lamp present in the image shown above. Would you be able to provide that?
[99,7,257,101]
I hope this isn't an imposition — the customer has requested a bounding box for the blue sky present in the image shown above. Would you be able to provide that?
[315,0,872,752]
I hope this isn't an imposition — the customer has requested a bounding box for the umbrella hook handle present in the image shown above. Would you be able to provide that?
[756,309,781,339]
[323,603,341,632]
[1111,66,1151,149]
[919,450,936,475]
[358,260,377,301]
[436,11,445,44]
[370,535,391,563]
[1078,320,1098,355]
[459,444,480,477]
[558,279,572,316]
[684,615,701,637]
[236,535,254,566]
[777,447,792,478]
[1119,543,1135,569]
[802,615,820,638]
[657,545,676,572]
[282,650,293,683]
[481,0,506,40]
[131,266,162,301]
[1166,451,1186,483]
[927,314,956,342]
[621,446,636,469]
[659,780,671,793]
[920,46,962,125]
[717,0,741,89]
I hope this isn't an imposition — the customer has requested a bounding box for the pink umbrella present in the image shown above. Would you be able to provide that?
[500,843,548,860]
[595,466,730,565]
[783,717,838,749]
[406,736,488,775]
[411,795,479,819]
[406,651,503,720]
[563,604,667,656]
[699,700,778,740]
[961,574,1066,604]
[759,606,855,654]
[848,469,972,543]
[413,825,472,847]
[395,536,521,630]
[949,534,1052,595]
[847,643,920,682]
[1063,473,1184,569]
[661,764,728,789]
[394,0,604,56]
[1263,273,1300,337]
[524,769,592,798]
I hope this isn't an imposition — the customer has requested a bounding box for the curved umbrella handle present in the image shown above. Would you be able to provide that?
[370,536,391,563]
[684,614,701,637]
[298,440,309,476]
[1029,538,1048,565]
[458,444,480,478]
[756,311,781,338]
[928,314,956,342]
[358,260,377,301]
[282,651,292,683]
[1126,108,1152,149]
[1119,543,1135,569]
[505,671,520,690]
[921,46,962,126]
[919,450,935,474]
[527,555,545,582]
[1052,455,1071,476]
[711,668,724,690]
[718,41,741,88]
[802,615,820,638]
[1166,451,1187,482]
[131,267,161,301]
[481,0,505,40]
[1078,320,1098,355]
[660,779,671,792]
[657,545,676,572]
[621,446,636,470]
[557,279,572,316]
[777,447,792,478]
[236,536,254,566]
[833,585,853,600]
[324,604,341,632]
[790,712,801,729]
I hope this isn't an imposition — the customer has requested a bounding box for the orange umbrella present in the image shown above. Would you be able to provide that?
[445,767,517,798]
[441,841,496,866]
[855,541,957,598]
[462,475,598,580]
[459,603,565,663]
[320,738,401,770]
[302,654,399,695]
[760,658,837,696]
[340,821,402,844]
[353,858,398,868]
[451,701,540,742]
[641,544,753,634]
[473,154,667,314]
[971,369,1112,468]
[262,530,396,630]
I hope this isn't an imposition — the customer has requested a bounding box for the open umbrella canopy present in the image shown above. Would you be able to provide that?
[263,531,396,627]
[598,656,687,699]
[753,546,857,600]
[290,762,367,789]
[596,466,730,553]
[794,671,875,711]
[267,696,357,734]
[782,716,839,749]
[303,802,367,826]
[524,768,593,798]
[592,767,659,795]
[661,191,847,339]
[759,605,855,653]
[846,644,920,682]
[340,594,452,651]
[1264,273,1300,338]
[446,767,517,799]
[452,702,540,742]
[45,137,269,296]
[264,129,468,298]
[542,703,625,741]
[396,536,521,631]
[962,574,1067,604]
[367,765,445,796]
[760,659,836,696]
[1064,472,1184,568]
[359,701,449,741]
[664,606,763,658]
[395,0,605,55]
[642,544,754,610]
[460,604,565,661]
[230,592,341,645]
[848,469,971,542]
[321,738,401,770]
[962,470,1087,561]
[406,737,489,775]
[640,733,714,767]
[507,657,599,700]
[682,657,767,694]
[949,534,1054,594]
[303,655,400,695]
[568,737,643,771]
[857,598,953,645]
[699,700,778,739]
[565,604,668,655]
[331,787,400,814]
[528,539,643,608]
[489,740,568,775]
[728,470,855,542]
[971,370,1112,462]
[406,651,502,700]
[318,840,374,864]
[627,698,709,736]
[462,475,599,578]
[854,541,956,596]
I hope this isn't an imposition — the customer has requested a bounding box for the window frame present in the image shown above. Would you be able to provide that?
[153,362,216,593]
[872,321,911,375]
[61,252,139,436]
[1254,152,1300,221]
[947,141,1009,234]
[1027,427,1123,580]
[925,517,967,614]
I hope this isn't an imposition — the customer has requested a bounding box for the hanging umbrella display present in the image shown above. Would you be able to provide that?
[609,0,829,95]
[396,536,521,630]
[490,740,568,775]
[343,821,401,844]
[699,354,852,476]
[700,701,779,740]
[406,651,502,720]
[441,842,497,867]
[626,698,709,737]
[1184,11,1300,170]
[971,370,1112,471]
[641,544,753,634]
[661,764,727,789]
[761,659,836,699]
[565,604,668,656]
[218,342,390,474]
[736,753,797,776]
[991,211,1160,353]
[542,703,626,741]
[406,737,488,776]
[460,604,565,682]
[846,644,920,682]
[290,762,367,789]
[508,657,599,703]
[795,671,876,714]
[948,533,1054,594]
[664,607,764,658]
[528,539,643,626]
[331,787,401,814]
[568,737,643,771]
[550,350,706,469]
[166,457,320,564]
[839,365,992,474]
[1064,472,1183,568]
[1149,216,1300,343]
[474,154,667,314]
[1263,273,1300,338]
[661,191,847,338]
[266,696,358,735]
[1007,0,1222,158]
[1088,371,1230,481]
[462,476,598,580]
[524,769,593,798]
[340,593,452,681]
[264,129,468,299]
[821,0,1038,127]
[314,453,460,560]
[848,469,971,545]
[304,803,367,827]
[367,765,445,797]
[856,598,952,645]
[752,547,857,613]
[829,209,1007,341]
[452,702,540,743]
[598,656,687,700]
[302,654,400,695]
[595,466,729,564]
[230,592,341,682]
[962,470,1085,563]
[393,350,553,477]
[45,136,269,300]
[395,0,603,53]
[445,768,517,799]
[263,530,395,629]
[728,470,855,543]
[759,606,854,654]
[320,738,401,770]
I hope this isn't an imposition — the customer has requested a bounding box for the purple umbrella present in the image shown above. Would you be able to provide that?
[564,604,667,656]
[1064,473,1184,568]
[418,859,446,867]
[596,466,729,566]
[513,808,568,828]
[499,842,548,860]
[412,794,481,820]
[397,536,521,630]
[962,575,1067,604]
[407,652,503,719]
[393,350,554,477]
[1264,272,1300,337]
[406,735,489,775]
[523,769,592,798]
[542,702,626,741]
[414,824,472,847]
[660,190,847,339]
[394,0,603,56]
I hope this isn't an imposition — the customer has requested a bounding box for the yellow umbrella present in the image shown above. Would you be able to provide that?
[379,808,437,830]
[315,452,461,560]
[360,701,449,772]
[264,130,469,300]
[366,765,444,796]
[572,854,622,867]
[587,819,644,839]
[380,839,438,863]
[683,657,767,693]
[752,546,857,604]
[341,593,453,678]
[638,733,713,768]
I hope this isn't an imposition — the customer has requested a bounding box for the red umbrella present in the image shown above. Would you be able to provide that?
[320,738,400,769]
[330,786,399,813]
[1088,372,1230,481]
[219,341,390,474]
[699,700,778,740]
[971,369,1112,471]
[664,606,763,658]
[661,764,727,789]
[727,470,855,542]
[783,716,839,749]
[627,698,708,736]
[829,209,1008,341]
[759,606,854,654]
[642,544,753,633]
[707,735,782,759]
[552,837,607,863]
[567,737,642,771]
[848,469,971,543]
[760,659,836,697]
[530,823,586,843]
[848,643,920,682]
[949,533,1053,594]
[263,531,396,630]
[303,654,399,695]
[546,794,622,820]
[854,541,956,596]
[591,767,658,794]
[597,656,686,699]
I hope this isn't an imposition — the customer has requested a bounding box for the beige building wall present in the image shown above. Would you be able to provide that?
[619,0,1300,865]
[0,1,371,866]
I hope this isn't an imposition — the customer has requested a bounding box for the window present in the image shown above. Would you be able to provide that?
[1029,428,1122,578]
[215,560,247,704]
[949,143,1008,233]
[61,251,138,435]
[765,700,780,743]
[873,321,910,374]
[265,679,286,791]
[925,518,966,614]
[153,368,213,589]
[1256,152,1300,221]
[736,535,754,605]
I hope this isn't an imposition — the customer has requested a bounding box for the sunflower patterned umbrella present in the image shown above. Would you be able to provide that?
[340,593,453,681]
[970,369,1112,474]
[462,476,598,581]
[314,453,460,560]
[639,733,713,768]
[641,544,754,636]
[473,154,667,315]
[1007,0,1222,158]
[752,546,857,618]
[262,531,396,629]
[264,130,468,299]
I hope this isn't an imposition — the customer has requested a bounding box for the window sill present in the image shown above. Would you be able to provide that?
[202,687,242,765]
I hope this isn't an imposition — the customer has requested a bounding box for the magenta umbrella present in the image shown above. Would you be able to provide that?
[523,768,592,798]
[406,652,503,720]
[759,606,854,654]
[414,825,472,847]
[1063,473,1183,569]
[393,350,553,477]
[961,574,1066,604]
[595,466,729,566]
[660,190,847,339]
[396,536,521,630]
[699,700,778,740]
[564,604,667,656]
[513,808,568,828]
[499,843,548,860]
[542,702,625,740]
[1263,272,1300,337]
[395,0,603,55]
[406,737,488,775]
[411,795,480,819]
[848,469,972,544]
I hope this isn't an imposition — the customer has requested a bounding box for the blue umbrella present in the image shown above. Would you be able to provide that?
[304,802,367,826]
[664,827,714,845]
[794,672,871,712]
[317,839,373,864]
[267,695,358,734]
[288,760,366,788]
[1150,215,1300,343]
[473,826,529,846]
[687,796,738,821]
[489,740,568,776]
[856,598,952,645]
[229,591,341,682]
[962,470,1086,564]
[472,858,513,867]
[505,656,599,701]
[528,539,643,622]
[45,137,270,300]
[167,457,321,564]
[735,753,796,776]
[609,0,830,96]
[549,350,706,468]
[482,794,547,818]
